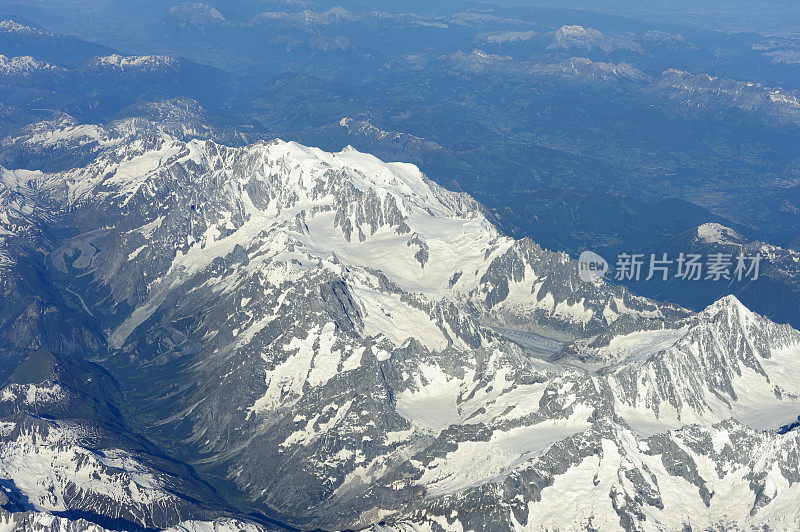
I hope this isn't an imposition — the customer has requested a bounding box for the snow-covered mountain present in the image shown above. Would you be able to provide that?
[653,69,800,125]
[548,25,645,54]
[336,117,443,160]
[88,54,177,72]
[440,50,649,83]
[0,54,59,76]
[1,116,800,530]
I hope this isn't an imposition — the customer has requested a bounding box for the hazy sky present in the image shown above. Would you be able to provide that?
[487,0,800,36]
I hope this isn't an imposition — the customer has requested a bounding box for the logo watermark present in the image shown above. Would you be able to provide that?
[578,250,610,282]
[578,251,762,282]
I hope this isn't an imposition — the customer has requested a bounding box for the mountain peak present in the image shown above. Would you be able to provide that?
[705,293,746,311]
[0,19,49,35]
[695,222,746,245]
[90,54,177,71]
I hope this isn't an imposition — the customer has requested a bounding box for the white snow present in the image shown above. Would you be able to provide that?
[395,364,464,433]
[91,54,176,71]
[0,423,172,514]
[598,326,689,364]
[0,54,58,75]
[418,406,593,497]
[696,222,745,244]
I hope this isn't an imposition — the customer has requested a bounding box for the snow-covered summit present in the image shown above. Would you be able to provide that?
[549,24,644,54]
[16,118,672,340]
[695,222,747,245]
[441,50,648,82]
[0,54,59,75]
[0,19,50,35]
[89,54,177,72]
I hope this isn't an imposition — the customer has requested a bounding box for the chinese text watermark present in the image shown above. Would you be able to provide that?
[578,251,762,282]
